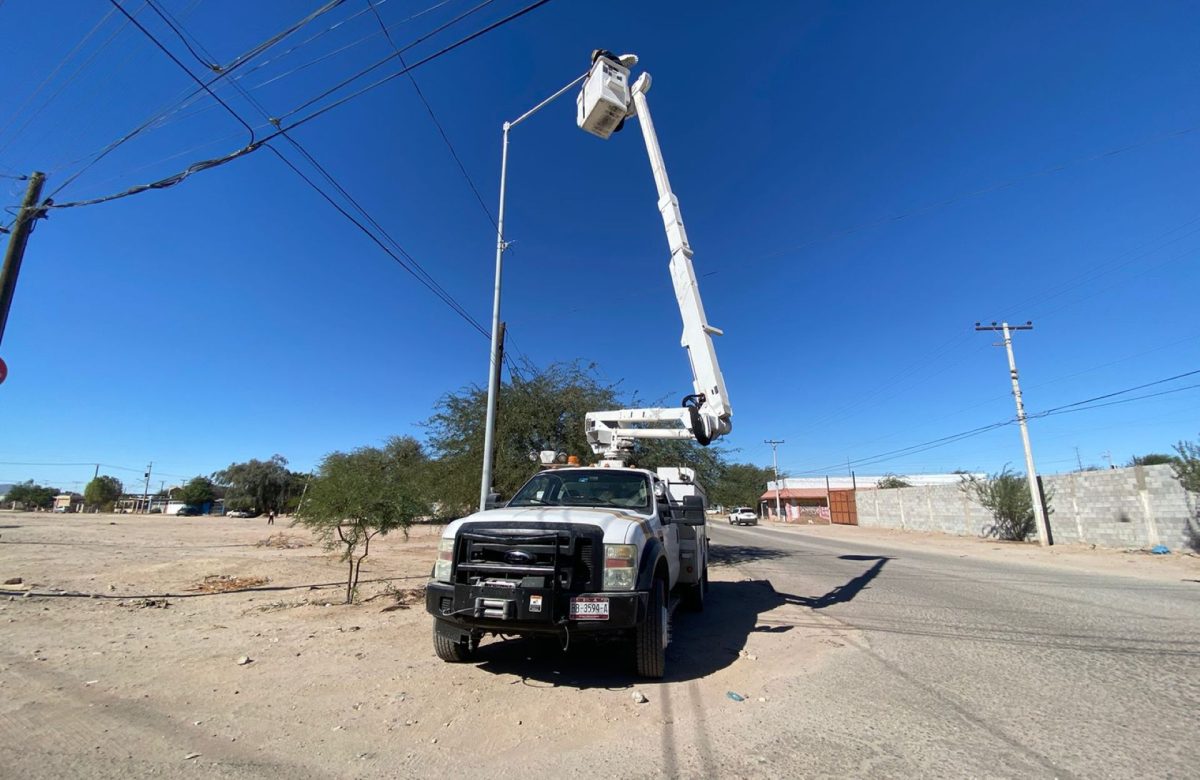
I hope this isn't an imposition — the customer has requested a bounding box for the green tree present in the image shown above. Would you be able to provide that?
[7,481,58,510]
[876,474,912,489]
[177,476,216,507]
[961,466,1052,542]
[1171,436,1200,549]
[424,362,623,515]
[294,437,430,603]
[84,475,123,511]
[704,461,772,509]
[213,455,291,513]
[1128,453,1179,467]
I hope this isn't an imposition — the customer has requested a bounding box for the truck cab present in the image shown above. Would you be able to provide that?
[425,465,708,678]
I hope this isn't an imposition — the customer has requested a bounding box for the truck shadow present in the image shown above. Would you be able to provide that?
[470,555,888,688]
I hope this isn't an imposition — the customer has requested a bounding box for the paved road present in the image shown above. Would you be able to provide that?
[706,523,1200,778]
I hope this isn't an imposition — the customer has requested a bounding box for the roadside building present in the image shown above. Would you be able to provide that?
[52,493,85,513]
[761,474,979,525]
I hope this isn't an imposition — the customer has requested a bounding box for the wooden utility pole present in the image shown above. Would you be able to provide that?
[975,321,1051,546]
[0,172,46,348]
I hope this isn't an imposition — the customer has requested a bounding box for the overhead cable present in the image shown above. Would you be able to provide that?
[46,0,556,211]
[0,3,122,153]
[786,368,1200,476]
[367,0,496,228]
[43,0,348,204]
[113,1,490,339]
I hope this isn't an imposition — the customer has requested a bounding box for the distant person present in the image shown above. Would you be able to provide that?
[267,510,275,526]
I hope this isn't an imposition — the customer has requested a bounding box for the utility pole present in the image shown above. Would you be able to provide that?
[1074,447,1084,472]
[0,172,47,349]
[1103,450,1114,470]
[142,462,153,514]
[765,439,784,522]
[975,321,1050,546]
[296,472,313,516]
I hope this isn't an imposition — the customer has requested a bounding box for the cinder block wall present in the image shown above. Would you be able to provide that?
[855,464,1196,550]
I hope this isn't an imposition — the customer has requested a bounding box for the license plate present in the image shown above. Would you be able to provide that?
[569,597,610,620]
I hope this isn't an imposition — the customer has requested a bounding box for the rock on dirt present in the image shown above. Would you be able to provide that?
[631,691,648,704]
[236,655,252,666]
[4,577,22,585]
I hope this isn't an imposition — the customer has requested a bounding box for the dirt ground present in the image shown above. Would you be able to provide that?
[0,512,840,779]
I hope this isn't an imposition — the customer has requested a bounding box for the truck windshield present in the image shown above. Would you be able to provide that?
[508,470,652,513]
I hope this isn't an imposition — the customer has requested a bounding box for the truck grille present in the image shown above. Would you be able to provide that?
[450,523,603,593]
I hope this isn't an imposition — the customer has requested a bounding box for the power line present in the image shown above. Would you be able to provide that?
[0,3,123,153]
[145,0,221,72]
[276,0,498,124]
[157,0,455,131]
[266,146,487,336]
[785,368,1200,476]
[118,3,489,338]
[367,0,496,228]
[1030,369,1200,417]
[41,0,348,205]
[109,0,257,142]
[44,0,556,211]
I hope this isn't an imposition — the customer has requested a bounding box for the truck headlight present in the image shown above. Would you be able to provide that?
[433,537,454,582]
[603,544,637,591]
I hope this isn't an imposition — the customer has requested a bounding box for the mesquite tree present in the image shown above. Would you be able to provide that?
[294,437,430,603]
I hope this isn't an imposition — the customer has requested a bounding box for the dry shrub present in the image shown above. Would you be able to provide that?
[256,533,310,549]
[190,574,269,593]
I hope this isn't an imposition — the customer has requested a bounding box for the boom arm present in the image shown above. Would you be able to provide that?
[583,69,733,459]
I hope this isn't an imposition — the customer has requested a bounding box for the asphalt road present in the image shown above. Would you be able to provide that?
[705,522,1200,779]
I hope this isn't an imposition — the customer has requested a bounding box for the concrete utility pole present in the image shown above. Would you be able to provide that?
[975,321,1050,546]
[142,462,153,514]
[765,439,784,522]
[0,172,46,349]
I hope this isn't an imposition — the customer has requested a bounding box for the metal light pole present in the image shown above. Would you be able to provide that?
[479,55,638,511]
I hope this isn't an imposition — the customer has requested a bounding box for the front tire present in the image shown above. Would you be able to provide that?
[635,578,667,678]
[433,622,477,663]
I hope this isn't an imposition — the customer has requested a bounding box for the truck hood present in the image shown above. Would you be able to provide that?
[443,506,651,544]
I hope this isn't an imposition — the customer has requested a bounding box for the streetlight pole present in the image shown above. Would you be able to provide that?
[478,59,635,511]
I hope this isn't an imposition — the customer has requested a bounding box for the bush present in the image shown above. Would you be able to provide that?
[961,466,1051,542]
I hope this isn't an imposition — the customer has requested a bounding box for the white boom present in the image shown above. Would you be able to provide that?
[577,55,733,459]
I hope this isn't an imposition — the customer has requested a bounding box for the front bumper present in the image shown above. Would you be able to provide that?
[426,581,648,636]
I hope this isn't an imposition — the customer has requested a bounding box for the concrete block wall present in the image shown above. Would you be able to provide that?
[855,464,1197,550]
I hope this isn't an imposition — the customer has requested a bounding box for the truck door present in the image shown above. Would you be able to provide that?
[653,480,681,587]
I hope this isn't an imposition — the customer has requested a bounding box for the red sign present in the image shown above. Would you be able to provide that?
[0,356,6,385]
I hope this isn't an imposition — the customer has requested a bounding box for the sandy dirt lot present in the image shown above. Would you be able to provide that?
[0,512,839,779]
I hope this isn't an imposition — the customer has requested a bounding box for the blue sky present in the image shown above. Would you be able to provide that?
[1,0,1197,492]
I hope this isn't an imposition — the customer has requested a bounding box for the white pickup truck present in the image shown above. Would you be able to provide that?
[426,465,708,678]
[728,506,758,526]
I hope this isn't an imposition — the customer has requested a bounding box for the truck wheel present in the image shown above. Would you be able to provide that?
[683,566,707,612]
[433,622,476,663]
[635,578,667,678]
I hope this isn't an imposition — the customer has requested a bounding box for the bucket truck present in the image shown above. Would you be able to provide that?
[425,52,731,678]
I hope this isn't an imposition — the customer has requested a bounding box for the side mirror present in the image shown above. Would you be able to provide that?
[679,494,705,525]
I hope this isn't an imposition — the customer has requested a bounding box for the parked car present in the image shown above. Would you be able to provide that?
[175,506,200,517]
[226,510,249,518]
[728,506,758,525]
